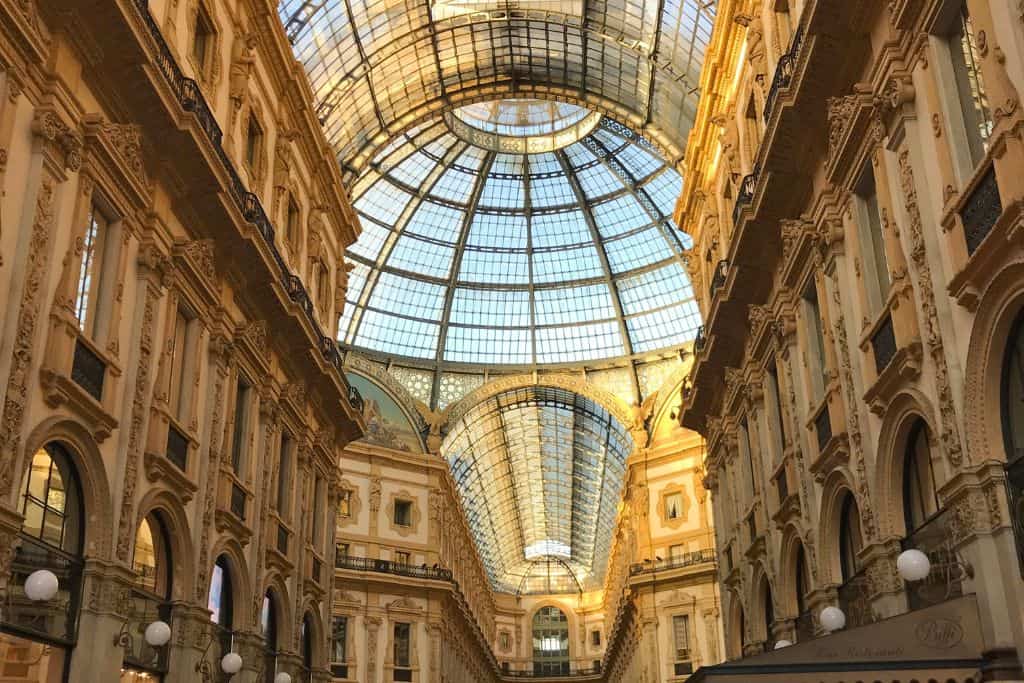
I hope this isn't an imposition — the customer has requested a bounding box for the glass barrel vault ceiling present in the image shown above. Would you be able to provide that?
[278,0,717,179]
[442,386,632,593]
[338,114,701,367]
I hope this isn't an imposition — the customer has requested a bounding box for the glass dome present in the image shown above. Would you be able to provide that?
[339,109,700,367]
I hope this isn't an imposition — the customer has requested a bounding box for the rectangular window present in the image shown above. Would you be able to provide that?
[286,195,301,249]
[394,499,412,527]
[802,283,828,400]
[500,632,510,650]
[740,418,757,497]
[75,204,114,338]
[339,490,352,517]
[332,616,347,663]
[672,615,690,660]
[949,4,993,166]
[855,165,890,315]
[669,544,686,561]
[395,550,410,565]
[591,630,601,646]
[766,362,787,452]
[393,623,411,668]
[276,433,291,513]
[230,377,250,474]
[311,476,324,544]
[246,116,262,169]
[192,6,214,69]
[168,306,195,421]
[664,492,683,520]
[337,543,349,559]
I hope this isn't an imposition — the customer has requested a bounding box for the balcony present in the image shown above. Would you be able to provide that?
[501,666,602,679]
[813,403,832,453]
[763,25,805,122]
[694,325,707,353]
[334,555,453,581]
[70,338,106,402]
[629,548,716,576]
[165,423,189,471]
[731,167,759,226]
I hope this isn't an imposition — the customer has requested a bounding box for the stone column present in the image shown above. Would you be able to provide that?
[165,602,211,683]
[68,563,136,681]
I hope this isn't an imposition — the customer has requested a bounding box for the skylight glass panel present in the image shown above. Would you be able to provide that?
[388,148,445,187]
[575,162,624,200]
[431,165,478,203]
[386,234,455,279]
[530,171,578,208]
[534,321,622,365]
[625,300,702,352]
[534,284,617,325]
[603,227,676,274]
[642,168,683,217]
[466,212,528,250]
[354,179,413,225]
[563,142,598,168]
[404,200,466,244]
[450,288,531,327]
[444,326,532,364]
[348,219,392,261]
[367,272,446,321]
[591,195,652,238]
[612,137,664,180]
[355,309,440,358]
[479,173,525,208]
[616,262,693,314]
[530,210,591,248]
[532,245,604,284]
[458,247,530,284]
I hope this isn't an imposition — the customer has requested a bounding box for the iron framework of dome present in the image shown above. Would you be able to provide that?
[442,386,632,594]
[278,0,717,179]
[337,113,701,369]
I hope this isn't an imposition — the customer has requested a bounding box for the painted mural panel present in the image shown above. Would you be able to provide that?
[346,373,423,453]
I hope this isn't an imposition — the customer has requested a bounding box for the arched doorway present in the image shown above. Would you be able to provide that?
[261,590,282,683]
[532,606,570,675]
[207,555,236,668]
[1003,310,1024,573]
[0,443,86,681]
[300,613,314,683]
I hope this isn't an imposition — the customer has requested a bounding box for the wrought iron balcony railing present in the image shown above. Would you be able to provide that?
[694,325,707,353]
[962,165,1002,255]
[71,339,105,402]
[814,404,832,453]
[335,554,454,581]
[709,260,730,300]
[870,313,897,375]
[629,548,716,576]
[732,167,759,226]
[763,24,805,122]
[127,0,361,414]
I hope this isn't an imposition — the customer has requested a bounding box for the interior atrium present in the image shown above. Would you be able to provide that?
[2,0,1024,681]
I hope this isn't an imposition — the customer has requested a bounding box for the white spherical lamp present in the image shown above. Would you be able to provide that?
[144,620,172,647]
[220,652,243,674]
[773,639,793,649]
[819,606,846,632]
[274,673,292,683]
[24,569,59,602]
[896,548,931,582]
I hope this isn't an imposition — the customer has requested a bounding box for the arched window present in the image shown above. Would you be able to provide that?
[838,493,863,582]
[21,443,83,554]
[133,513,171,597]
[762,581,774,650]
[902,421,939,535]
[208,555,235,664]
[301,614,314,683]
[795,544,809,616]
[261,591,280,683]
[1004,311,1024,464]
[532,606,570,675]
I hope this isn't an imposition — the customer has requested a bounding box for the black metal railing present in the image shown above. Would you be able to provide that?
[230,482,246,520]
[166,423,188,471]
[870,314,897,375]
[503,666,602,678]
[709,260,729,300]
[694,325,707,352]
[629,548,716,576]
[120,590,172,674]
[814,404,832,452]
[732,167,759,225]
[71,339,105,402]
[901,508,966,611]
[331,663,349,678]
[763,24,805,121]
[837,570,877,630]
[334,555,454,581]
[3,535,84,646]
[127,0,361,413]
[962,166,1002,255]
